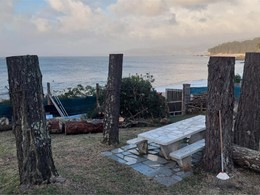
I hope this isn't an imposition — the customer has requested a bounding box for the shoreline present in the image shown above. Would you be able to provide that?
[208,53,245,60]
[0,79,208,102]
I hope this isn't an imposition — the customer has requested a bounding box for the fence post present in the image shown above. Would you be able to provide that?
[96,83,100,111]
[47,82,51,105]
[182,83,190,115]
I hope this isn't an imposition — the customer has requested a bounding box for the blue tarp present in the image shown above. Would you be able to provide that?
[190,86,240,99]
[0,87,242,119]
[0,102,12,119]
[0,96,96,120]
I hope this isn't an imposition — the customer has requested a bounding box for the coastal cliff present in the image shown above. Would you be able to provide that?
[208,37,260,59]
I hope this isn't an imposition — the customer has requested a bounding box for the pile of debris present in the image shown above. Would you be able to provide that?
[187,93,207,113]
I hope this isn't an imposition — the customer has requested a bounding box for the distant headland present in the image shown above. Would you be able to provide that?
[208,37,260,60]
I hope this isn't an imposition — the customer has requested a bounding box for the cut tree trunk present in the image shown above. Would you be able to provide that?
[233,145,260,173]
[103,54,123,145]
[234,52,260,150]
[6,55,58,185]
[203,56,235,173]
[47,119,64,134]
[0,124,12,131]
[64,120,103,134]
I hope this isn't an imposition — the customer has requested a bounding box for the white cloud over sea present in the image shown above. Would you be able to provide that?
[0,0,260,56]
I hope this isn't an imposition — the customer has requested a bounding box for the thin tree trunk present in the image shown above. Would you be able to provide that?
[103,54,123,145]
[234,52,260,150]
[203,56,235,173]
[6,55,58,185]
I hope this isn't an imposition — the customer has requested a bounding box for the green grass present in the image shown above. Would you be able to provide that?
[0,117,259,194]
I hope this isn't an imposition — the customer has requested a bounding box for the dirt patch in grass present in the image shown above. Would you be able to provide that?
[0,126,260,194]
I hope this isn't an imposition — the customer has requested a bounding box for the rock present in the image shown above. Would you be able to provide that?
[0,117,11,131]
[160,118,169,125]
[50,176,66,183]
[0,117,9,126]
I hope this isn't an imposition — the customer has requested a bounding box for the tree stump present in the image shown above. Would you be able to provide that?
[234,52,260,150]
[203,56,235,173]
[6,55,58,185]
[103,54,123,145]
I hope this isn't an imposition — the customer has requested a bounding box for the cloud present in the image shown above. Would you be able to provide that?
[1,0,260,56]
[165,0,233,10]
[169,13,177,25]
[44,0,96,33]
[0,0,14,30]
[32,18,50,32]
[109,0,167,17]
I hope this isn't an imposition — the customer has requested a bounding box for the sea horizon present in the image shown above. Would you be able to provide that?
[0,55,244,100]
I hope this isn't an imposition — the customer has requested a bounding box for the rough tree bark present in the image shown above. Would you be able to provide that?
[103,54,123,145]
[234,52,260,150]
[6,55,58,185]
[232,145,260,172]
[203,56,235,173]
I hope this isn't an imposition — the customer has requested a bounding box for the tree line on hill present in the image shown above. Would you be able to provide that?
[208,37,260,54]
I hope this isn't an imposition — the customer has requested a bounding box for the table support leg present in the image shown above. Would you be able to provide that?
[137,140,148,155]
[189,130,205,144]
[160,141,181,159]
[175,156,192,172]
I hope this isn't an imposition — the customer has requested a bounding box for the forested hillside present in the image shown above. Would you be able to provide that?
[208,37,260,55]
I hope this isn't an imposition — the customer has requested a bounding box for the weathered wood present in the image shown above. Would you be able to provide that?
[187,93,207,113]
[47,82,52,105]
[96,83,100,111]
[6,55,58,185]
[203,56,235,173]
[47,119,64,134]
[103,54,123,145]
[234,52,260,150]
[182,83,190,115]
[0,124,12,131]
[65,120,103,135]
[233,145,260,172]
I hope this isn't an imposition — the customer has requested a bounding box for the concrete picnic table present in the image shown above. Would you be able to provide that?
[137,115,206,159]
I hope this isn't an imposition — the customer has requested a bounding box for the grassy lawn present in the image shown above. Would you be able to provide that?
[0,115,259,194]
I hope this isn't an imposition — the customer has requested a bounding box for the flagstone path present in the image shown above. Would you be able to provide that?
[102,142,203,187]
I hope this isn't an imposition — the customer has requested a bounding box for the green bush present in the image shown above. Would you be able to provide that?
[58,84,95,98]
[234,74,242,83]
[120,74,167,119]
[58,74,167,119]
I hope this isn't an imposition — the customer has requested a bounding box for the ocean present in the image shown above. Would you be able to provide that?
[0,55,244,100]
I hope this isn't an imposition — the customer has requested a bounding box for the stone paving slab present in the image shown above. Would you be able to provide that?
[101,142,202,187]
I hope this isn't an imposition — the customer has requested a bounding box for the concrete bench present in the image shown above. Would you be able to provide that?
[126,137,148,155]
[169,139,205,171]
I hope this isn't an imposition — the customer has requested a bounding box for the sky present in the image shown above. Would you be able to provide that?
[0,0,260,56]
